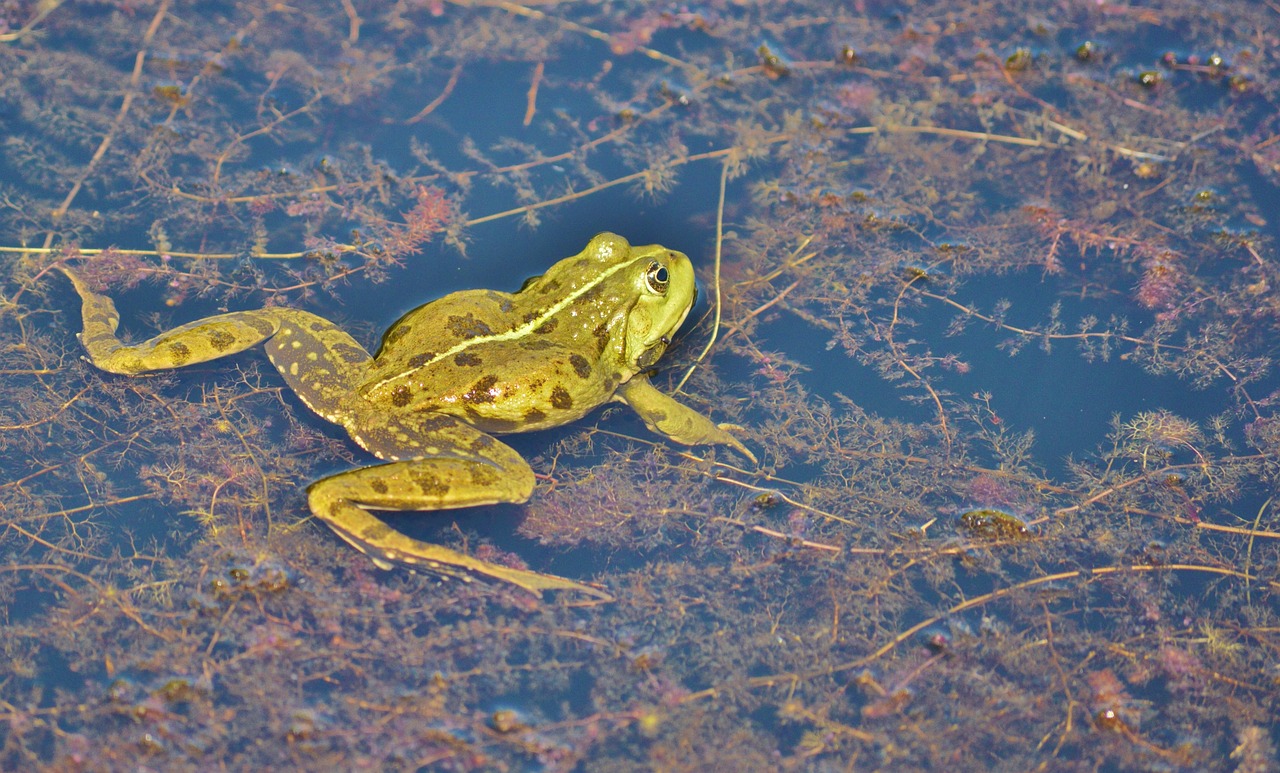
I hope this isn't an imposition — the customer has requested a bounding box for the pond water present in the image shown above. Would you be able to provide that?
[1,1,1277,769]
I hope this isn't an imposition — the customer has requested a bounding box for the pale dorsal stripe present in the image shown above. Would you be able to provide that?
[367,257,639,391]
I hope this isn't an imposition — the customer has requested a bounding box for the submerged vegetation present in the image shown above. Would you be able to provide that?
[0,0,1277,769]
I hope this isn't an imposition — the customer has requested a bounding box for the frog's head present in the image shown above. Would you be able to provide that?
[581,232,696,373]
[522,233,697,378]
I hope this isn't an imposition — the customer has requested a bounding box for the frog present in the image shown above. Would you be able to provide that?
[60,232,754,598]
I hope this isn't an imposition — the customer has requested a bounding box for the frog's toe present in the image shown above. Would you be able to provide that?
[386,547,613,601]
[715,423,758,465]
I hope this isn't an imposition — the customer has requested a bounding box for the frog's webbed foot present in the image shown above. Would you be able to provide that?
[615,377,757,465]
[311,413,610,600]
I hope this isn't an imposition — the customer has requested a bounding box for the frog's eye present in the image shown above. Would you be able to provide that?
[645,261,669,294]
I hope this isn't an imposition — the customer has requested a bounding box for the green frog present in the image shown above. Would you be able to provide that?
[61,232,753,598]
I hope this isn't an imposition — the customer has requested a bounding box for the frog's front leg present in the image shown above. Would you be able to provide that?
[310,411,610,599]
[615,377,757,464]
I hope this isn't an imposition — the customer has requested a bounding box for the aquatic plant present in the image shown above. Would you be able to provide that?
[0,0,1276,769]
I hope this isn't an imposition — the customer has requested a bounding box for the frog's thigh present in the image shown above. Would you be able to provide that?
[337,411,532,496]
[308,451,533,564]
[262,311,371,421]
[315,411,531,544]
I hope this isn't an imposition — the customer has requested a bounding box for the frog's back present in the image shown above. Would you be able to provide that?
[358,287,626,433]
[414,338,621,433]
[371,289,516,360]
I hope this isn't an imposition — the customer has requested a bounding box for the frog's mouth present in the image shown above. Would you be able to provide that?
[661,302,692,349]
[636,302,691,371]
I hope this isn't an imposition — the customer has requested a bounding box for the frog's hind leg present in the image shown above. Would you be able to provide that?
[62,267,372,422]
[62,267,285,374]
[261,313,371,424]
[309,412,610,599]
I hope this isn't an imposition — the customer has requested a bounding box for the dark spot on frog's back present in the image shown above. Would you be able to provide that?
[465,375,500,404]
[534,318,558,335]
[524,408,546,424]
[207,329,237,352]
[569,353,592,379]
[407,352,435,368]
[390,385,412,407]
[454,351,482,367]
[369,479,389,495]
[446,313,493,340]
[592,322,610,351]
[550,385,573,410]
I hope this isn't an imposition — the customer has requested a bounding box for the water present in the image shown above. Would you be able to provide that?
[0,1,1277,769]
